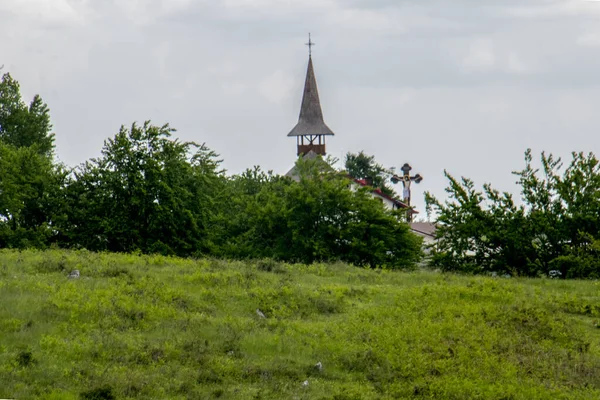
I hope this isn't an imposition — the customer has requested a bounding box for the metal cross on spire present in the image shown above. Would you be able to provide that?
[305,33,315,57]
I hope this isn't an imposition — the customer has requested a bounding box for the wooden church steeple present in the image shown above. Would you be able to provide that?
[287,34,335,156]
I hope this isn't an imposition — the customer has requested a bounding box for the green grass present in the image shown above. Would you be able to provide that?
[1,250,599,399]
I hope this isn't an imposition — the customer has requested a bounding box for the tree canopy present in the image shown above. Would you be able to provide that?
[58,121,224,256]
[0,73,423,268]
[426,149,600,278]
[0,73,63,248]
[210,157,422,268]
[344,151,396,197]
[0,73,54,156]
[8,72,600,278]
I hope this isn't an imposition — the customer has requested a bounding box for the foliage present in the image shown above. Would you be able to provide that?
[212,156,422,268]
[0,73,422,265]
[0,73,423,267]
[344,151,396,197]
[0,73,64,248]
[58,121,224,256]
[1,249,600,399]
[0,73,54,157]
[426,149,600,278]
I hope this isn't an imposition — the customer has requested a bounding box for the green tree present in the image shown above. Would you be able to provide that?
[515,150,600,278]
[214,156,422,268]
[0,73,54,156]
[207,166,287,259]
[345,151,396,197]
[426,149,600,278]
[0,73,63,249]
[425,172,534,275]
[0,143,65,248]
[61,121,223,256]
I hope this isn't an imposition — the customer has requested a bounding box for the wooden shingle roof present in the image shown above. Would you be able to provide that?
[287,57,335,137]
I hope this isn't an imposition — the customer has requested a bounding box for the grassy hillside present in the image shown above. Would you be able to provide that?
[1,250,599,399]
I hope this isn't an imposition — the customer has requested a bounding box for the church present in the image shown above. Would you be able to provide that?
[284,36,418,219]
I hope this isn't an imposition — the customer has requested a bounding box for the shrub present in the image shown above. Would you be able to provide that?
[79,386,115,400]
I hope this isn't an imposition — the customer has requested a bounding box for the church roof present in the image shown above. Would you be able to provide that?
[353,178,412,210]
[287,56,335,137]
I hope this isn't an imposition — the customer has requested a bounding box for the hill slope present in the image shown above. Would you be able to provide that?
[1,250,599,399]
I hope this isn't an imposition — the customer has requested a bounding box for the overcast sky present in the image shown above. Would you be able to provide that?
[2,0,600,217]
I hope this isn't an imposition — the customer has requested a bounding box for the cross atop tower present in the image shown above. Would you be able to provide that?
[287,34,334,156]
[305,33,315,57]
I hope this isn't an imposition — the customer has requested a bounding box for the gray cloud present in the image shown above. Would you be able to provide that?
[2,0,600,216]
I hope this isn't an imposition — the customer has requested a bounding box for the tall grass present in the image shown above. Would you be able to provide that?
[0,249,599,399]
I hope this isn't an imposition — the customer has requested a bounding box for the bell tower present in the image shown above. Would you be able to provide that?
[287,34,335,156]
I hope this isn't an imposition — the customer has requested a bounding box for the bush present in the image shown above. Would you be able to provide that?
[15,349,35,367]
[426,149,600,278]
[79,386,115,400]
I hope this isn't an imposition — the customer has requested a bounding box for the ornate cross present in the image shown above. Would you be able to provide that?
[305,33,315,57]
[391,163,423,221]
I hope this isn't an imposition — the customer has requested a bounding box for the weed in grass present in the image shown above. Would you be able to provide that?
[35,256,67,273]
[99,265,133,279]
[79,386,115,400]
[197,368,224,384]
[15,348,35,368]
[256,259,287,274]
[219,323,244,355]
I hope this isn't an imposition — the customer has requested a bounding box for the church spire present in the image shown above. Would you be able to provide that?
[287,34,335,156]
